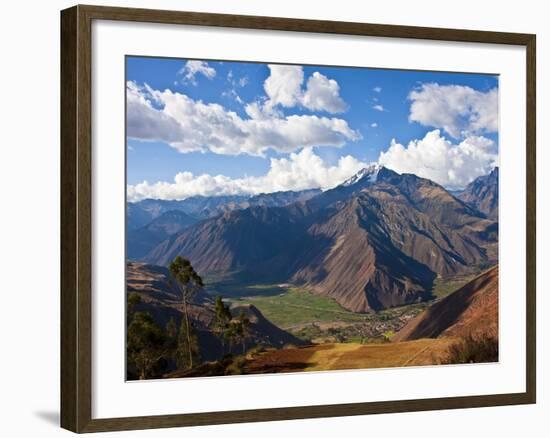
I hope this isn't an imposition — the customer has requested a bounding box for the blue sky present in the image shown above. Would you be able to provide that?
[126,56,499,201]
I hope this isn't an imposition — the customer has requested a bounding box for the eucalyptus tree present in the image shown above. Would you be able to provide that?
[169,256,203,368]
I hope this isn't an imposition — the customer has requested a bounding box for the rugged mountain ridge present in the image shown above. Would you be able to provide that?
[290,176,492,311]
[457,167,498,220]
[144,167,498,313]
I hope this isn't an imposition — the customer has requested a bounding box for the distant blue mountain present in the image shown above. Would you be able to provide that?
[127,189,321,259]
[127,189,321,230]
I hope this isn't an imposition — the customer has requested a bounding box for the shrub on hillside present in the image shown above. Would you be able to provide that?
[224,356,247,375]
[442,334,498,364]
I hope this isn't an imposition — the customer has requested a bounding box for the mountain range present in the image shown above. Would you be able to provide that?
[127,189,321,258]
[137,166,498,313]
[127,189,321,230]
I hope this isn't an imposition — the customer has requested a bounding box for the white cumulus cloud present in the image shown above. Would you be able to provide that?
[126,82,186,144]
[179,60,216,85]
[263,65,347,114]
[127,147,369,201]
[378,129,498,189]
[263,65,304,109]
[302,72,347,113]
[126,81,360,157]
[408,83,498,138]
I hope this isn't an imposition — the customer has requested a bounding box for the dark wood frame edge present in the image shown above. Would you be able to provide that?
[60,4,536,433]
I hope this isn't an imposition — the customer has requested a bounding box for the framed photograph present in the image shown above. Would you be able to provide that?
[60,4,536,433]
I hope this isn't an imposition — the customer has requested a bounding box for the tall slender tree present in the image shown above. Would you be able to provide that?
[176,316,200,369]
[214,296,232,353]
[236,311,251,354]
[165,316,178,362]
[169,256,203,368]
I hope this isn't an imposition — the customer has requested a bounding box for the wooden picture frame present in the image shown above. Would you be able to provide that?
[61,4,536,433]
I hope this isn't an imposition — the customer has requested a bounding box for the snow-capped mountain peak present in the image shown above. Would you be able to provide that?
[340,164,382,187]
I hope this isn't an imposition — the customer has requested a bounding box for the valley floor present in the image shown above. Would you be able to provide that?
[208,274,475,344]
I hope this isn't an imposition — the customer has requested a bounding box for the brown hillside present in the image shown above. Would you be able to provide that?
[291,195,436,312]
[290,181,492,312]
[393,266,498,342]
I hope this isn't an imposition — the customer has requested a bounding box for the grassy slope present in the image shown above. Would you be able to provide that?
[431,274,478,299]
[245,338,456,374]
